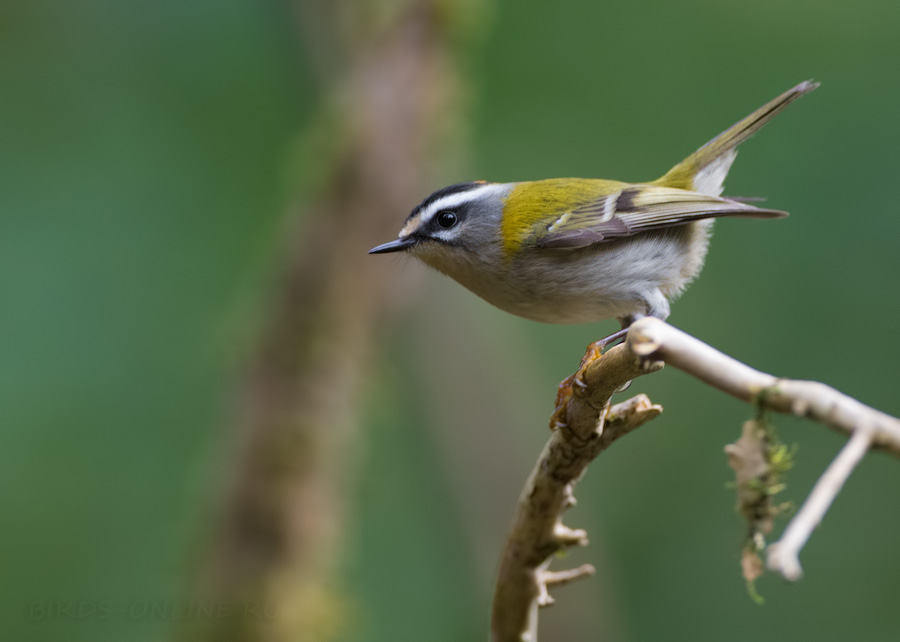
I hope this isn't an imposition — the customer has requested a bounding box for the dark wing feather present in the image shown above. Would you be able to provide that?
[535,185,787,249]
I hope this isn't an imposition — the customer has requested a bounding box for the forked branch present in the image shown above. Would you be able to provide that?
[492,317,900,642]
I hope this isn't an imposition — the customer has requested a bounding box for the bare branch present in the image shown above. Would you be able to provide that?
[627,317,900,456]
[627,317,900,580]
[491,340,664,642]
[767,426,874,580]
[493,317,900,640]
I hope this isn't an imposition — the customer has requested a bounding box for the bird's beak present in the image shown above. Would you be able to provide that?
[368,237,415,254]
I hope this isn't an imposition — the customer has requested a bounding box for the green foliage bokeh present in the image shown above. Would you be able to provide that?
[2,1,898,641]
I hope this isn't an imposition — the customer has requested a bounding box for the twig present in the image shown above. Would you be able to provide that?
[542,564,597,588]
[767,426,874,580]
[537,565,596,607]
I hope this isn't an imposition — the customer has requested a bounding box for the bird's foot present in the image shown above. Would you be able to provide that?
[590,328,633,393]
[550,328,633,430]
[594,327,629,350]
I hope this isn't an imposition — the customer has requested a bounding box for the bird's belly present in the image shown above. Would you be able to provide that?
[482,275,642,324]
[470,227,711,324]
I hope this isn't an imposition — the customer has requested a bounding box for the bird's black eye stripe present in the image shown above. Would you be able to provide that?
[436,210,458,229]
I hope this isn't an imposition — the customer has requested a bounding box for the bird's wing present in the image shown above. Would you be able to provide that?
[534,184,787,249]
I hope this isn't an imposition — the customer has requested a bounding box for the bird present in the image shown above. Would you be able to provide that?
[370,81,818,344]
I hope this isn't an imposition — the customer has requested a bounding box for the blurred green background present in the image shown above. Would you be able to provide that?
[2,1,899,641]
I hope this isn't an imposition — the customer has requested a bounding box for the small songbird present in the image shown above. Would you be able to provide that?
[370,81,818,341]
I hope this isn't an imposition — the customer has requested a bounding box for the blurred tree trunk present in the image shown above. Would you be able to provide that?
[191,2,473,640]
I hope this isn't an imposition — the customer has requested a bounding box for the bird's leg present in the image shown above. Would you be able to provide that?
[594,327,629,349]
[600,318,639,392]
[591,315,636,352]
[553,320,639,430]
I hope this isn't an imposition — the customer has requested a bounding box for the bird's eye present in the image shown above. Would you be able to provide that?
[436,210,458,229]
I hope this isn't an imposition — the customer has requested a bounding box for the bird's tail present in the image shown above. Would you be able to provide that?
[653,80,819,196]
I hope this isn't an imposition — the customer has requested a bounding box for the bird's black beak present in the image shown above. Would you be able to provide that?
[368,237,415,254]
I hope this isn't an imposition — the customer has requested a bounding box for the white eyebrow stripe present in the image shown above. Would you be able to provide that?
[418,183,505,224]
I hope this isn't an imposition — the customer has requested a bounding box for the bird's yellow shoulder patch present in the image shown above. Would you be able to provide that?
[500,178,622,257]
